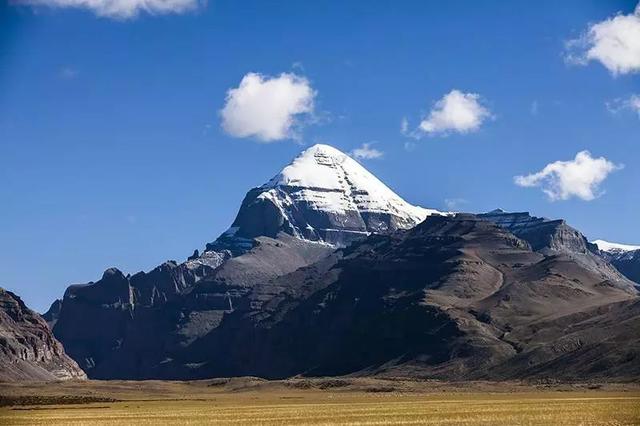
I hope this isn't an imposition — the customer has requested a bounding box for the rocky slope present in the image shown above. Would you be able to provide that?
[0,288,85,382]
[478,209,626,282]
[170,214,639,381]
[52,235,332,378]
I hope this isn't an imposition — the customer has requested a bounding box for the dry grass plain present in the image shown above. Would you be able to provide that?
[1,377,639,425]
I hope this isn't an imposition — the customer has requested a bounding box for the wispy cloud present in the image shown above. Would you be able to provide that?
[530,100,539,116]
[606,94,640,118]
[350,143,383,161]
[514,151,622,201]
[13,0,204,19]
[58,67,78,80]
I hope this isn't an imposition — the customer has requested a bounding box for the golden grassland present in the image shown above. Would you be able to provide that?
[1,378,639,425]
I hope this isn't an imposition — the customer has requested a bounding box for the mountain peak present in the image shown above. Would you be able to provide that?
[210,144,442,251]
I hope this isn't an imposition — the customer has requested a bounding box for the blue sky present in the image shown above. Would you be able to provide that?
[1,0,639,311]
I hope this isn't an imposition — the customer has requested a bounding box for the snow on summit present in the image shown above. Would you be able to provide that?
[263,144,440,221]
[210,143,443,250]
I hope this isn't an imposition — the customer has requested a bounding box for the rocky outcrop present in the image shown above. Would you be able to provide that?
[0,288,85,382]
[51,251,231,375]
[478,209,596,254]
[478,209,627,285]
[52,234,332,379]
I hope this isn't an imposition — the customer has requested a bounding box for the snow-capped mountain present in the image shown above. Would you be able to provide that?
[593,240,640,285]
[593,240,640,254]
[209,144,442,251]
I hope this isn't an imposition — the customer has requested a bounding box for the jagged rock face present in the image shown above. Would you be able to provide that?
[167,215,639,381]
[208,144,441,252]
[51,252,230,374]
[0,288,85,382]
[52,235,332,378]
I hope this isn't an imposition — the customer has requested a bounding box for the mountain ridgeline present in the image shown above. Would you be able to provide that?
[18,144,639,383]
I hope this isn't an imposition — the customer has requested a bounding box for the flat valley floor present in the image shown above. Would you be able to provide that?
[1,378,639,425]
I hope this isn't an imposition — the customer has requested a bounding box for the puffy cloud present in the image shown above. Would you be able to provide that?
[606,94,640,118]
[350,143,383,161]
[13,0,203,19]
[514,151,622,201]
[417,90,492,136]
[566,3,640,75]
[220,72,315,143]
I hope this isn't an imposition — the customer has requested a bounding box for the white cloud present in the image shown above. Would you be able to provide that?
[566,3,640,76]
[606,94,640,118]
[418,90,492,136]
[350,143,383,161]
[13,0,202,19]
[220,72,315,143]
[514,151,622,201]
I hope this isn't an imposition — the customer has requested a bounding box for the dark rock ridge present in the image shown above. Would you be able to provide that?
[478,209,598,254]
[164,214,638,381]
[51,235,333,378]
[478,209,625,283]
[0,288,85,382]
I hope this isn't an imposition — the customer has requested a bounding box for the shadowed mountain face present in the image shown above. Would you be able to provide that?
[173,215,638,381]
[0,288,86,382]
[51,235,332,379]
[50,210,640,380]
[608,253,640,284]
